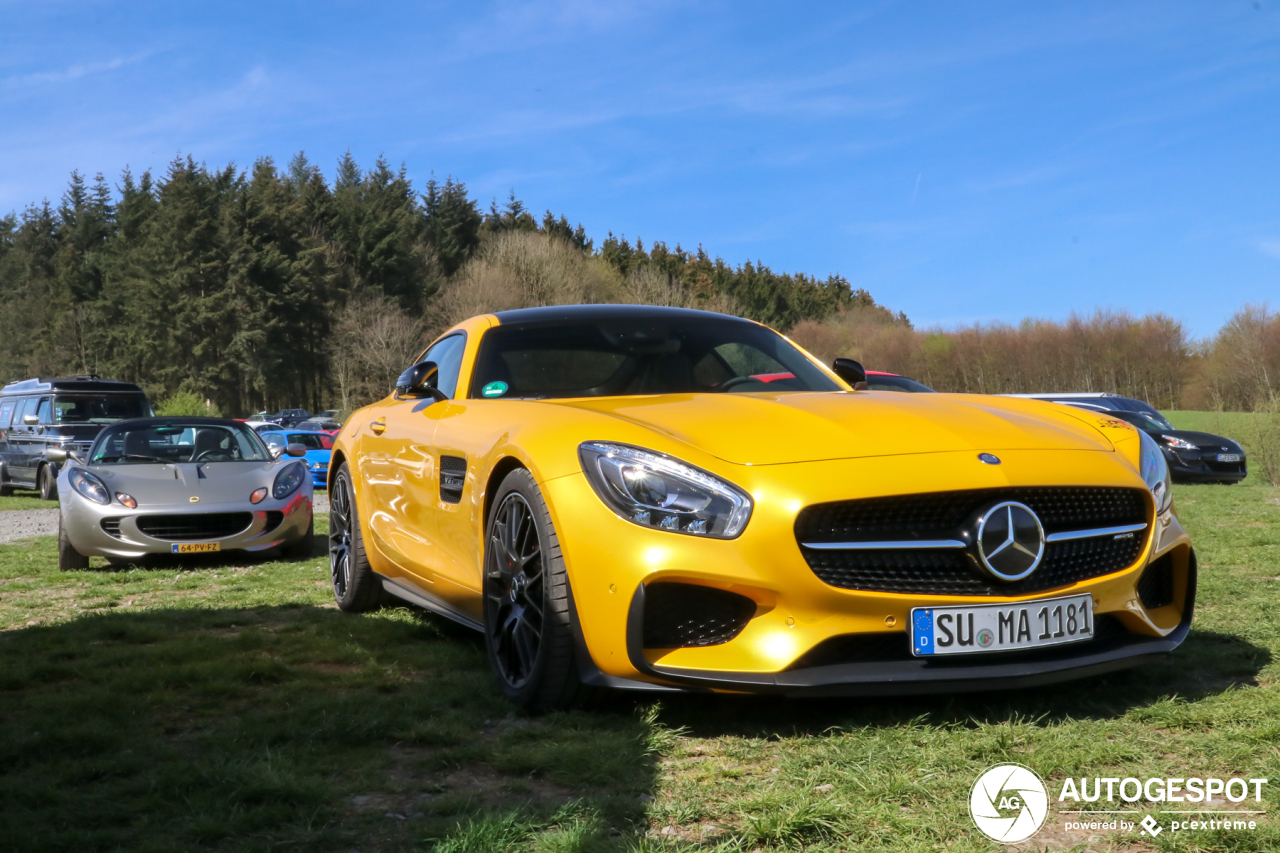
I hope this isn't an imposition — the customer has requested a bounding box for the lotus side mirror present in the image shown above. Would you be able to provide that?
[23,414,38,426]
[395,360,447,403]
[832,357,867,389]
[285,443,307,458]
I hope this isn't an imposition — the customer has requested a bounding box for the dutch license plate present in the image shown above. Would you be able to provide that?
[1217,453,1241,463]
[172,542,220,554]
[911,593,1093,657]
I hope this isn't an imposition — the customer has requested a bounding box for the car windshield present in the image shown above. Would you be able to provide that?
[866,375,935,393]
[90,421,270,464]
[53,395,151,424]
[470,318,840,400]
[1111,410,1175,432]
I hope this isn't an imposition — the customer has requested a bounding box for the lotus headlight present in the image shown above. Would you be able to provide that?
[1160,434,1196,450]
[1139,431,1173,515]
[578,442,752,538]
[69,468,110,505]
[272,461,306,500]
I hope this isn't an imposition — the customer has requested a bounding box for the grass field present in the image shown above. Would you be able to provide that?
[1,415,1278,851]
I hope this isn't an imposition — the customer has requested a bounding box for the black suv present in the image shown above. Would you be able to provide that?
[0,377,153,499]
[266,408,312,428]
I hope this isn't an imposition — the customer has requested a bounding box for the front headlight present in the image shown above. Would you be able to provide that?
[1160,434,1197,450]
[68,468,110,505]
[272,461,307,499]
[1139,431,1173,515]
[578,442,752,538]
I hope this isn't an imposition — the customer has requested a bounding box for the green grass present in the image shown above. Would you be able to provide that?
[0,486,56,512]
[2,465,1279,849]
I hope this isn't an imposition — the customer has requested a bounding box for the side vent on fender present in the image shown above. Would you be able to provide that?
[440,455,467,504]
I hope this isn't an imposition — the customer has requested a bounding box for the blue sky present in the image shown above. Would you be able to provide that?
[2,1,1277,337]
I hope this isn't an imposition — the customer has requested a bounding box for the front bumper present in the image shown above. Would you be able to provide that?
[60,491,313,559]
[1164,449,1246,483]
[544,447,1196,695]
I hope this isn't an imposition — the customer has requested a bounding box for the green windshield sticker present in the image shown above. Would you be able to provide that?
[481,381,508,398]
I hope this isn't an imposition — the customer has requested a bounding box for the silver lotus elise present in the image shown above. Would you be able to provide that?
[52,417,315,570]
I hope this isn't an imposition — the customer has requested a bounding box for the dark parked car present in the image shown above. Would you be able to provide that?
[1006,392,1162,417]
[864,370,936,392]
[1062,406,1246,484]
[0,377,153,499]
[265,408,312,428]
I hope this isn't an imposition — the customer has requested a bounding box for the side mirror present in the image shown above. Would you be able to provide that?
[832,357,867,389]
[285,443,307,458]
[23,414,38,426]
[46,447,69,464]
[395,360,447,403]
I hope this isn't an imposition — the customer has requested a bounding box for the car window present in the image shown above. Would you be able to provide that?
[53,395,151,424]
[0,400,14,428]
[471,320,838,399]
[422,333,468,399]
[36,397,52,425]
[91,422,270,464]
[286,433,324,449]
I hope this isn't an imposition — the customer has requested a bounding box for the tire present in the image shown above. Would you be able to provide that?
[38,465,57,501]
[483,468,592,713]
[0,483,13,497]
[328,463,387,612]
[58,515,90,571]
[282,515,315,560]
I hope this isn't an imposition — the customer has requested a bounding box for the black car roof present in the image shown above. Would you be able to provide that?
[97,416,249,429]
[491,304,752,327]
[1,376,147,396]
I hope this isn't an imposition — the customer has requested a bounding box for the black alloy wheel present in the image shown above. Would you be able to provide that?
[485,492,545,689]
[482,468,593,712]
[327,463,385,612]
[329,477,353,599]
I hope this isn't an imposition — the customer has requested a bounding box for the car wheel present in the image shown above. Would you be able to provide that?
[483,468,591,713]
[58,514,89,571]
[282,515,315,560]
[38,465,57,501]
[328,462,386,611]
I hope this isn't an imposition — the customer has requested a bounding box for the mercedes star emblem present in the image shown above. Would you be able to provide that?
[976,501,1045,581]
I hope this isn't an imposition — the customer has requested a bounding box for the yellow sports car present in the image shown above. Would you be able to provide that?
[327,305,1194,711]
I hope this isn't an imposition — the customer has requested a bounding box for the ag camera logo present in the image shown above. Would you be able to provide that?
[970,763,1049,843]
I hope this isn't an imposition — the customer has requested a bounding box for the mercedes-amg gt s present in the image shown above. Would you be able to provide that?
[326,305,1195,711]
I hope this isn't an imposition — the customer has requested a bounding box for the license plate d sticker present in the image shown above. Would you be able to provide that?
[912,593,1093,656]
[172,542,221,554]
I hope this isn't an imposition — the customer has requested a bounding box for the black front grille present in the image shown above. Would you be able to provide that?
[642,583,757,649]
[797,487,1149,596]
[136,512,253,541]
[1137,553,1175,609]
[100,518,123,539]
[440,455,466,504]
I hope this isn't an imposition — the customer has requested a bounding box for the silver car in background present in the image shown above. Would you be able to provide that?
[52,417,315,570]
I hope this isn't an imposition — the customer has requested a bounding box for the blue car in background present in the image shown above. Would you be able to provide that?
[259,429,331,489]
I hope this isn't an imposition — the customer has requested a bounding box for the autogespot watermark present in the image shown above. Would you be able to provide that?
[968,764,1269,844]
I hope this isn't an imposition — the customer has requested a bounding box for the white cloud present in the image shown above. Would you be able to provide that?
[2,52,150,90]
[1256,239,1280,259]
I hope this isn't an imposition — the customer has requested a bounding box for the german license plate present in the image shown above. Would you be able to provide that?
[911,593,1093,656]
[172,542,220,554]
[1217,453,1241,462]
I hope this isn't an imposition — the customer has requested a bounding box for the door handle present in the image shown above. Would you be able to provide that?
[369,419,386,435]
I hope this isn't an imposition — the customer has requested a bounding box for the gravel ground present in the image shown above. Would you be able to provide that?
[0,493,328,545]
[0,509,60,544]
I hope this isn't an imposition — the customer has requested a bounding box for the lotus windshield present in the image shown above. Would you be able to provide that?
[90,421,271,464]
[54,396,151,424]
[470,318,840,400]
